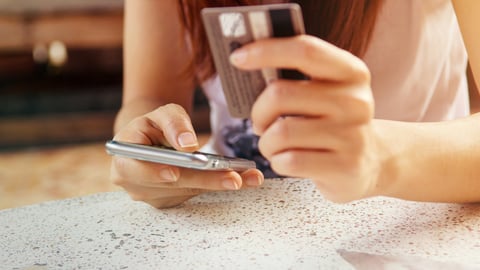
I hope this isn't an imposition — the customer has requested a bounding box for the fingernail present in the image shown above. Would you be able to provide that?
[159,168,178,182]
[178,132,198,148]
[245,175,263,187]
[222,178,240,190]
[229,50,247,66]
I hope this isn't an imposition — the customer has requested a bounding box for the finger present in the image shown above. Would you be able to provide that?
[144,103,199,151]
[258,117,364,159]
[144,195,200,209]
[154,169,264,190]
[270,149,373,203]
[110,156,181,187]
[230,35,370,83]
[121,182,205,202]
[239,168,264,187]
[137,170,264,207]
[268,149,354,180]
[173,169,243,190]
[118,170,244,203]
[123,170,264,205]
[251,79,373,134]
[112,156,244,190]
[113,113,167,146]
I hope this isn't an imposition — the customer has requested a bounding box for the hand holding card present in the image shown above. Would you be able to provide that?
[201,4,306,118]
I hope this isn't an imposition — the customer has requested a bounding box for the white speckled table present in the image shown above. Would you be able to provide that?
[1,179,480,270]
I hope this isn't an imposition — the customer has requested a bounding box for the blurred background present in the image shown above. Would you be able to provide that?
[0,0,210,209]
[0,0,125,209]
[0,0,124,151]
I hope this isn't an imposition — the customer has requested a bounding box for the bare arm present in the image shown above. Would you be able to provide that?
[372,116,480,203]
[115,0,196,132]
[374,1,480,202]
[453,0,480,89]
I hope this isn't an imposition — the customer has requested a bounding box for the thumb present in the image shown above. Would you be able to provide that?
[146,104,199,152]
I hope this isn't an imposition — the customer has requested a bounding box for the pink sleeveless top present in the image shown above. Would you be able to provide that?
[200,0,469,158]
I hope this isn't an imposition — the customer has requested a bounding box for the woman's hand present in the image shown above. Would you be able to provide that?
[110,103,264,208]
[230,35,385,203]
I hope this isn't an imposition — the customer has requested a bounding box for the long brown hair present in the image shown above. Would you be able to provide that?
[178,0,383,81]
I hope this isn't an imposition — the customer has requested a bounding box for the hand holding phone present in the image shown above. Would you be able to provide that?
[109,103,263,209]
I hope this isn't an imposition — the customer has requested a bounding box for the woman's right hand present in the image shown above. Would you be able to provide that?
[109,103,264,208]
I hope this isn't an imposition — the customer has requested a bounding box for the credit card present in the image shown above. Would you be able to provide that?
[201,4,306,118]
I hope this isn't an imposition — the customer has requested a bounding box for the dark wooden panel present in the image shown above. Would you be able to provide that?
[0,0,123,15]
[0,107,210,151]
[0,12,123,51]
[0,0,124,50]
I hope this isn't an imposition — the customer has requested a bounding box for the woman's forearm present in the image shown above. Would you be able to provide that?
[374,113,480,203]
[117,0,195,134]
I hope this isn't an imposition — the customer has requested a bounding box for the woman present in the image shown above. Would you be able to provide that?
[111,0,480,208]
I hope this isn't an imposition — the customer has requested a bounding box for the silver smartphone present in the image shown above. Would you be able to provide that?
[105,140,256,171]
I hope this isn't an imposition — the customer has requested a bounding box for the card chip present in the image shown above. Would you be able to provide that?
[219,13,246,38]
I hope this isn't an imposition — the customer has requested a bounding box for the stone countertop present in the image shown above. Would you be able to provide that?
[1,179,480,270]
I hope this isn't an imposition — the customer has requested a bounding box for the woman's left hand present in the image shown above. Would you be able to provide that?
[229,35,385,203]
